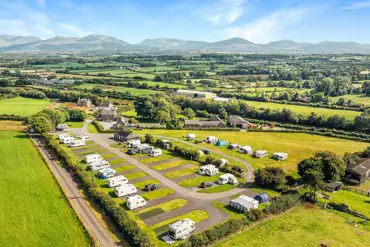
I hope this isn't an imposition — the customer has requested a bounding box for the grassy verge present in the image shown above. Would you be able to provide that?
[141,188,175,201]
[125,171,147,180]
[199,184,237,193]
[164,165,199,179]
[134,179,160,189]
[109,158,126,165]
[136,199,188,215]
[87,123,100,133]
[66,121,84,128]
[179,173,224,187]
[115,165,136,173]
[152,159,192,171]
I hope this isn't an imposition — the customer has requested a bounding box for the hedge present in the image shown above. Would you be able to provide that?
[91,120,116,133]
[0,114,26,121]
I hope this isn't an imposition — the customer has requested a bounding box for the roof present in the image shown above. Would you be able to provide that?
[326,181,342,190]
[346,158,370,175]
[127,195,145,201]
[99,101,112,108]
[229,115,249,125]
[184,120,224,127]
[116,131,138,139]
[231,195,258,208]
[177,89,214,95]
[254,193,269,202]
[101,108,116,116]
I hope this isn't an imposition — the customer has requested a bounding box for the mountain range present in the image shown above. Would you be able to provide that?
[1,34,370,53]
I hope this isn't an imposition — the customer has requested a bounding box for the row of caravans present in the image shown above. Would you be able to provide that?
[134,143,163,157]
[58,133,92,148]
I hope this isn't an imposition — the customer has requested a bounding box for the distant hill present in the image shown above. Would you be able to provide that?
[1,34,370,53]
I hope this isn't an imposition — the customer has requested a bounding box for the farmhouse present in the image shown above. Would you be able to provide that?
[126,195,147,210]
[273,152,288,161]
[107,175,128,188]
[168,218,196,240]
[77,98,92,107]
[184,117,226,129]
[114,184,137,197]
[229,195,259,213]
[228,115,249,129]
[176,89,216,99]
[114,131,139,142]
[198,164,219,176]
[345,158,370,184]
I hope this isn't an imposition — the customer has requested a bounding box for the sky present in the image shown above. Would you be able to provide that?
[0,0,370,44]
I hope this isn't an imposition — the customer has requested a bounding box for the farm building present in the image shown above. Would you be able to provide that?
[56,123,69,131]
[77,98,92,107]
[176,89,216,99]
[100,108,119,122]
[215,140,228,147]
[239,146,253,154]
[228,115,249,129]
[168,218,196,240]
[114,184,137,197]
[345,158,370,184]
[107,175,128,188]
[254,193,270,204]
[90,160,110,171]
[198,165,219,176]
[150,148,163,157]
[273,152,288,161]
[218,173,238,185]
[229,195,259,213]
[126,195,147,210]
[184,119,226,129]
[97,168,116,179]
[254,150,268,158]
[114,131,139,142]
[85,154,102,163]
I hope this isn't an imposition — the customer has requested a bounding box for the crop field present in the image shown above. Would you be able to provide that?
[215,206,370,247]
[79,69,156,79]
[74,83,158,96]
[0,121,27,131]
[0,97,51,116]
[137,129,369,172]
[0,131,89,246]
[241,100,361,120]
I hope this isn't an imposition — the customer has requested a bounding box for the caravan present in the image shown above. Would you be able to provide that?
[218,173,239,185]
[107,175,128,188]
[58,133,69,140]
[69,139,85,148]
[205,136,218,143]
[127,139,141,148]
[97,168,116,179]
[81,135,92,141]
[85,154,102,163]
[198,165,219,176]
[126,195,147,210]
[168,218,196,240]
[114,184,137,197]
[254,150,268,158]
[187,133,196,140]
[150,148,163,157]
[62,136,76,144]
[136,144,153,154]
[273,152,288,161]
[239,146,253,154]
[90,160,110,171]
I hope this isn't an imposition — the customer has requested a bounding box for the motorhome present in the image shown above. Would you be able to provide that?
[239,146,253,154]
[126,195,147,210]
[205,136,218,143]
[150,148,163,157]
[198,165,219,176]
[114,184,137,197]
[62,136,76,144]
[90,160,110,171]
[84,154,102,163]
[254,150,268,158]
[69,139,85,148]
[58,133,69,140]
[218,173,239,185]
[127,139,141,148]
[273,152,288,161]
[168,218,196,240]
[97,168,116,179]
[107,175,128,188]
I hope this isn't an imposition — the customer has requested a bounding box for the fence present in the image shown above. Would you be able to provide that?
[343,186,370,197]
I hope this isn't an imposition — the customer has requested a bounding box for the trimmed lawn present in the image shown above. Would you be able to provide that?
[136,199,188,215]
[0,131,90,246]
[125,171,147,180]
[179,173,224,187]
[152,159,195,171]
[87,123,100,133]
[115,164,136,173]
[199,184,237,193]
[134,179,160,189]
[215,207,370,247]
[212,202,244,219]
[164,165,199,179]
[65,121,84,128]
[141,188,175,201]
[0,97,51,116]
[109,158,126,165]
[101,153,116,159]
[140,153,175,164]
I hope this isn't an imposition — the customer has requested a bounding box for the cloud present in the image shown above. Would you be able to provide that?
[0,19,31,36]
[227,5,313,43]
[58,23,91,36]
[341,1,370,10]
[36,0,46,7]
[196,0,248,25]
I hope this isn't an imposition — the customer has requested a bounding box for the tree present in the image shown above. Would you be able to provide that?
[354,112,370,132]
[182,108,195,119]
[301,170,324,201]
[29,116,53,133]
[254,167,286,189]
[326,115,347,129]
[145,134,155,144]
[218,107,228,120]
[298,158,321,177]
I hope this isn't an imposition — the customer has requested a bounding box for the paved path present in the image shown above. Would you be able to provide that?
[31,135,118,247]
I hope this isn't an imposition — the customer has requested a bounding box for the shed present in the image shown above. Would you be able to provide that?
[254,193,269,204]
[345,158,370,184]
[326,181,343,192]
[228,115,249,129]
[114,131,139,142]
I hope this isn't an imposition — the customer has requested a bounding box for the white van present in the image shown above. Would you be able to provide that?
[107,175,128,188]
[114,184,137,197]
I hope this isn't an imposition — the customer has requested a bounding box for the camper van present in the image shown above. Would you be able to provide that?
[239,146,253,154]
[127,139,141,148]
[62,136,76,144]
[84,154,102,163]
[114,184,137,197]
[150,148,163,157]
[69,139,85,148]
[218,173,239,185]
[205,136,218,143]
[198,165,219,176]
[81,135,92,141]
[90,160,110,171]
[97,168,116,179]
[58,133,69,140]
[107,175,128,188]
[254,150,268,158]
[273,152,288,161]
[168,218,196,240]
[126,195,147,210]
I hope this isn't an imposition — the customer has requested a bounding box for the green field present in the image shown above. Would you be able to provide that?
[0,131,89,246]
[215,206,370,247]
[330,94,370,106]
[137,130,369,172]
[242,100,361,120]
[0,97,51,116]
[74,83,158,96]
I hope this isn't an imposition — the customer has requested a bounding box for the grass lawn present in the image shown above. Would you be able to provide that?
[115,164,136,173]
[140,152,175,164]
[109,158,126,165]
[122,109,137,117]
[134,179,160,189]
[65,121,84,128]
[164,165,199,179]
[179,173,224,187]
[0,97,51,116]
[241,100,361,120]
[212,202,244,219]
[125,171,147,180]
[87,123,100,133]
[330,94,370,106]
[101,153,116,159]
[139,129,369,172]
[0,131,90,246]
[151,159,195,171]
[199,184,237,193]
[0,120,27,131]
[136,199,188,215]
[141,188,175,201]
[215,206,370,247]
[352,180,370,192]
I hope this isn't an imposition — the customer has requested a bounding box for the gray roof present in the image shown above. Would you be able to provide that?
[184,120,223,127]
[115,131,138,139]
[229,115,249,125]
[99,101,112,108]
[101,108,116,116]
[346,158,370,175]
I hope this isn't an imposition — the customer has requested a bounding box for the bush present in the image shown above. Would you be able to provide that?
[263,194,300,215]
[254,167,287,189]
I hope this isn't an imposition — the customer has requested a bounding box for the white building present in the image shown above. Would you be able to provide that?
[150,148,163,157]
[85,154,102,164]
[114,184,137,197]
[56,123,69,131]
[273,152,288,161]
[127,139,141,148]
[62,136,76,144]
[97,168,116,179]
[218,173,238,185]
[90,160,110,171]
[168,218,196,240]
[107,175,128,188]
[198,165,219,176]
[176,89,216,99]
[205,136,218,143]
[126,195,147,210]
[58,133,69,140]
[69,139,85,148]
[254,150,268,158]
[229,195,259,213]
[239,146,253,154]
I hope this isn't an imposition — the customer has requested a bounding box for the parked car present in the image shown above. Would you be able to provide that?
[195,139,204,144]
[232,166,243,173]
[143,184,158,191]
[203,149,211,155]
[126,149,137,155]
[200,182,214,188]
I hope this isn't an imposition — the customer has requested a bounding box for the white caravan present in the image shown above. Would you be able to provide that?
[198,165,219,176]
[97,168,116,179]
[229,195,259,213]
[254,150,268,158]
[58,133,69,140]
[107,175,128,188]
[239,146,253,154]
[187,133,196,140]
[90,160,110,171]
[168,218,196,240]
[127,139,141,148]
[205,136,218,143]
[219,158,228,167]
[136,144,153,154]
[114,184,137,197]
[84,154,102,163]
[62,136,76,144]
[150,148,163,157]
[81,135,92,141]
[69,139,85,148]
[126,195,147,210]
[273,152,288,161]
[218,173,239,185]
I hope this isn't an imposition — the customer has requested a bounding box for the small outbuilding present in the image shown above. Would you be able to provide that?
[254,193,270,204]
[114,131,139,142]
[229,195,259,213]
[325,181,343,192]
